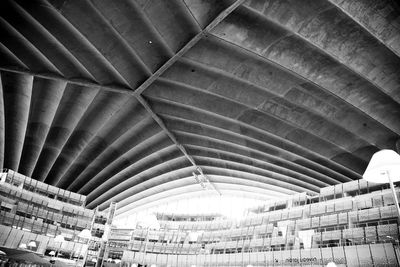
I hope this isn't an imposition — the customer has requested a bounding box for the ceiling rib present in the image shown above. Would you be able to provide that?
[242,5,400,105]
[0,0,246,193]
[0,67,134,94]
[209,34,400,136]
[133,0,246,193]
[326,0,400,58]
[134,0,246,96]
[136,94,221,194]
[86,0,153,76]
[0,0,245,97]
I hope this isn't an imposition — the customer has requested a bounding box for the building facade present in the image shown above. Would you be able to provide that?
[109,179,400,266]
[1,169,399,266]
[0,169,113,266]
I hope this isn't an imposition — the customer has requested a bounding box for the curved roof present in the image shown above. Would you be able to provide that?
[0,0,400,216]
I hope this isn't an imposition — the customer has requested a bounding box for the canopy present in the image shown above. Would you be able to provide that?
[0,247,50,266]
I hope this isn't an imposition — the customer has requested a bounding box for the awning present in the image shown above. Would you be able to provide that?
[0,247,50,266]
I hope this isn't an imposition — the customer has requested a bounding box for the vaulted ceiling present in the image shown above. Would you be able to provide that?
[1,0,400,217]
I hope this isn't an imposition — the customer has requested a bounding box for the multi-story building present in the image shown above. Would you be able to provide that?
[0,169,114,266]
[1,169,399,266]
[108,179,400,267]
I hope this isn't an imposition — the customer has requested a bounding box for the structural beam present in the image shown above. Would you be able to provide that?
[0,67,134,94]
[134,0,245,96]
[134,0,245,193]
[0,0,245,193]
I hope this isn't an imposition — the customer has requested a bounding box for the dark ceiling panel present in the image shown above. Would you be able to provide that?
[1,0,94,80]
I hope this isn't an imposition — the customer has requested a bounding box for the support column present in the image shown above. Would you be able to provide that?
[387,171,400,224]
[98,202,117,267]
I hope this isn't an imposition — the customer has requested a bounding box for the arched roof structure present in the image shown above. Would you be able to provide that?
[0,0,400,217]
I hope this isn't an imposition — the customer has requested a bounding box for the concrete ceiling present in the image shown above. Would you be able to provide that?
[1,0,400,216]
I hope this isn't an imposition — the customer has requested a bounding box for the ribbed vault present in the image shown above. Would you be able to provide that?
[0,0,399,217]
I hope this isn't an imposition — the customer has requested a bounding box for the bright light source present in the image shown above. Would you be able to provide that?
[54,235,65,242]
[363,149,400,220]
[363,149,400,183]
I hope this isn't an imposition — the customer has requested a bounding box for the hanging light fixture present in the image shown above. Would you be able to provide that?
[363,149,400,220]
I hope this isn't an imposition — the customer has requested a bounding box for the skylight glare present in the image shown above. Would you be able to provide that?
[113,195,267,228]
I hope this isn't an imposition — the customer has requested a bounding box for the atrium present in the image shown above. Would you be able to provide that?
[0,0,400,266]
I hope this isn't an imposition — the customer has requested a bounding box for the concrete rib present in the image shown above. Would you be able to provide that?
[66,117,160,191]
[1,72,33,171]
[18,77,66,176]
[46,90,130,185]
[150,97,360,181]
[31,83,98,181]
[0,75,4,169]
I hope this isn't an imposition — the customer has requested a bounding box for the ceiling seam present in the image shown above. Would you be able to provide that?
[0,67,133,94]
[44,0,134,87]
[0,17,63,76]
[148,96,361,181]
[86,0,153,76]
[180,0,203,29]
[133,0,246,96]
[326,0,400,58]
[209,34,400,136]
[163,58,384,148]
[243,5,400,106]
[155,77,371,167]
[127,0,175,57]
[131,0,246,193]
[10,0,98,82]
[161,114,353,183]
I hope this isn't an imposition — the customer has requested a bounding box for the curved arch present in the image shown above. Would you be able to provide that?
[114,183,291,218]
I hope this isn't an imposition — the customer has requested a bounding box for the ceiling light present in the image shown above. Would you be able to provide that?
[363,149,400,183]
[363,149,400,221]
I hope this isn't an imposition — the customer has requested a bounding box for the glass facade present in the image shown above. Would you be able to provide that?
[1,169,399,266]
[107,180,400,266]
[0,170,110,266]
